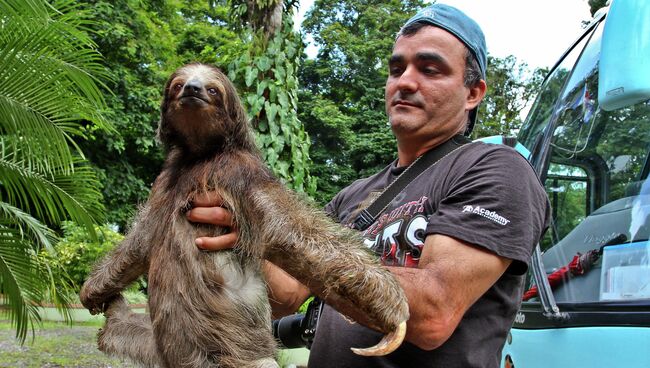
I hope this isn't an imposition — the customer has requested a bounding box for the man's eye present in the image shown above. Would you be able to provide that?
[422,67,439,75]
[389,67,403,76]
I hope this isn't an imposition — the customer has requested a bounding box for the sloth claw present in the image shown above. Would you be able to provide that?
[350,321,407,356]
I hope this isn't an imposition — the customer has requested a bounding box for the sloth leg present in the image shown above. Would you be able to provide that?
[97,295,161,368]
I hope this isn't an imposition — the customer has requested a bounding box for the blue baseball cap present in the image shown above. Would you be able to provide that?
[401,4,487,134]
[401,3,487,80]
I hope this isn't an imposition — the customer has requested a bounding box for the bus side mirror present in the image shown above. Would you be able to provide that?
[598,0,650,111]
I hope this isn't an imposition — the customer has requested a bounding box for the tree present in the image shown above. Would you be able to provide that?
[472,56,546,138]
[227,0,316,195]
[588,0,608,16]
[0,0,109,342]
[300,0,425,204]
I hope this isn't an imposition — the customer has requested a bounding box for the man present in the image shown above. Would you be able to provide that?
[188,3,550,367]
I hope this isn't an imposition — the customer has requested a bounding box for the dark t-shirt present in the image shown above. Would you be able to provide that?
[308,141,550,368]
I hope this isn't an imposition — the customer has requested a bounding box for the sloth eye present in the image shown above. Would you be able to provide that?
[207,88,218,95]
[173,83,183,91]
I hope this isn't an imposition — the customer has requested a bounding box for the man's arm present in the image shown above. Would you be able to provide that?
[391,233,511,350]
[263,261,311,318]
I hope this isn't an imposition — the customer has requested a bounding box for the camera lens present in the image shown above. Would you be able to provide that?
[273,313,307,349]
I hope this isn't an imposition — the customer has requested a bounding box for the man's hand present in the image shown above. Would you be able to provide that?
[186,192,238,250]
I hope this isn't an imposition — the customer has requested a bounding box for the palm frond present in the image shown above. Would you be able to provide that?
[0,201,56,252]
[0,147,103,235]
[0,0,112,176]
[0,0,109,341]
[0,226,45,343]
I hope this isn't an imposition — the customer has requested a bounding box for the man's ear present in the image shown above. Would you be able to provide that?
[466,79,487,111]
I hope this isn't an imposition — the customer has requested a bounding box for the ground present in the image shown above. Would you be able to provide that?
[0,320,308,367]
[0,320,137,368]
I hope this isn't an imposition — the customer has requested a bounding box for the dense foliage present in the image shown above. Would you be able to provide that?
[474,56,546,138]
[228,0,316,194]
[79,0,316,228]
[588,0,608,16]
[39,222,123,293]
[0,0,109,342]
[299,0,425,204]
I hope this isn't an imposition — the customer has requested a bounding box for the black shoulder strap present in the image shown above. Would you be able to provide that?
[351,135,470,231]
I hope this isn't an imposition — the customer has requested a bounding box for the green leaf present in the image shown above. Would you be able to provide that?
[268,83,278,102]
[258,119,268,132]
[278,91,289,109]
[265,101,279,125]
[256,56,272,71]
[276,160,290,178]
[274,65,286,81]
[245,66,257,87]
[271,135,285,152]
[266,147,278,166]
[256,80,269,96]
[0,0,109,341]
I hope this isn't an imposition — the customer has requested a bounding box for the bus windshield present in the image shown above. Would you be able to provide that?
[518,19,650,304]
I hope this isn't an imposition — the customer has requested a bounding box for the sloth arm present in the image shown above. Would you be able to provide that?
[388,234,512,350]
[80,208,151,313]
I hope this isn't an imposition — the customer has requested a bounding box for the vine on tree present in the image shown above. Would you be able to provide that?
[227,0,316,195]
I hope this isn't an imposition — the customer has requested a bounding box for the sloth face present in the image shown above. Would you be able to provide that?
[167,64,226,112]
[158,63,249,154]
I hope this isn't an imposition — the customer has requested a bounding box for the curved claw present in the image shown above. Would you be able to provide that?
[350,321,407,356]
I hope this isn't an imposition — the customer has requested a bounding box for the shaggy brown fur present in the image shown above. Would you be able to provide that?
[80,63,409,368]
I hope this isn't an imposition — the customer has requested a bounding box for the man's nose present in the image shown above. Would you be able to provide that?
[183,79,203,94]
[395,66,418,92]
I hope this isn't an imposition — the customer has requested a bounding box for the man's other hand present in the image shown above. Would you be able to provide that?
[186,192,238,251]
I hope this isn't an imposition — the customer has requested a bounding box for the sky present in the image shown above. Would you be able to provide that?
[294,0,594,70]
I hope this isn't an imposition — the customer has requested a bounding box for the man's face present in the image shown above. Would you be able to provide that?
[385,26,477,142]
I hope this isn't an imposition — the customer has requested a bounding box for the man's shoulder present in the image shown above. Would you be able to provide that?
[465,140,529,161]
[451,141,538,178]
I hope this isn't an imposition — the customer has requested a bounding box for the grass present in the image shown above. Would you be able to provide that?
[0,320,137,368]
[0,319,309,367]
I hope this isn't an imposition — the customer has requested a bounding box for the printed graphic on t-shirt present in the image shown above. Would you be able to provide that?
[461,205,511,226]
[356,196,429,267]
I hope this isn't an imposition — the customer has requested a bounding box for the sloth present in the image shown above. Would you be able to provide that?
[80,63,409,368]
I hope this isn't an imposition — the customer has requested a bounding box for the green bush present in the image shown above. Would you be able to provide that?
[40,222,123,293]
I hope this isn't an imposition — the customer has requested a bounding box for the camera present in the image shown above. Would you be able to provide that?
[272,297,322,349]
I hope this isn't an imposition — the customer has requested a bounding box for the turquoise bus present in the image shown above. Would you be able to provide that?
[501,0,650,366]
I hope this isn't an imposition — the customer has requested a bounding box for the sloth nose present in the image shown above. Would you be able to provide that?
[183,80,203,94]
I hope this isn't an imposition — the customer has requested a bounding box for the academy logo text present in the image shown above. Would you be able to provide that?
[462,205,510,226]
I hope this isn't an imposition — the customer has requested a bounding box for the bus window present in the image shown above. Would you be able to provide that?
[518,26,592,151]
[543,163,588,249]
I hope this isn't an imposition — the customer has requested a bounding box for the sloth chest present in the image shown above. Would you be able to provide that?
[147,217,266,308]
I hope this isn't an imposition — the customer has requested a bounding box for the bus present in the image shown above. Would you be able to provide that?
[501,0,650,366]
